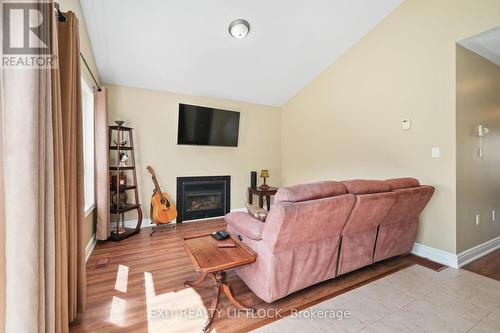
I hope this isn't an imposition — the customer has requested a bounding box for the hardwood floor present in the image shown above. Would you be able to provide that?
[70,219,418,333]
[463,248,500,281]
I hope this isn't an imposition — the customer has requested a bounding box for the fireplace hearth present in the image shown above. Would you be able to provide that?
[176,176,230,223]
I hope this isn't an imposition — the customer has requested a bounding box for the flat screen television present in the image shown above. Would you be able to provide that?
[177,104,240,147]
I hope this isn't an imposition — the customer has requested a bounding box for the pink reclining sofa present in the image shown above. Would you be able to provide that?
[225,178,434,303]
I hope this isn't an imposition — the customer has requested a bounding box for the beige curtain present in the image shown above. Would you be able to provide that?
[54,11,87,324]
[2,2,55,332]
[3,63,55,333]
[0,132,5,333]
[2,5,86,332]
[95,89,110,240]
[0,54,6,333]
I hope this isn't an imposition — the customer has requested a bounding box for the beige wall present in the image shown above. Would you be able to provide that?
[59,0,100,246]
[282,0,500,254]
[83,211,95,245]
[107,85,281,221]
[456,46,500,253]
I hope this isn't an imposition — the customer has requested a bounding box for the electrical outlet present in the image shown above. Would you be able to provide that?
[476,214,481,226]
[432,147,440,158]
[493,210,496,222]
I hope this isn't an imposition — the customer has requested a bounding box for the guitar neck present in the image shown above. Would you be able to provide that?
[152,175,162,193]
[148,167,172,208]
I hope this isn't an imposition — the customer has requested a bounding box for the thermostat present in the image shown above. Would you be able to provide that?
[402,119,411,130]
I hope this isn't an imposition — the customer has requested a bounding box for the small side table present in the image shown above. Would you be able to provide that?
[248,186,278,211]
[182,234,257,332]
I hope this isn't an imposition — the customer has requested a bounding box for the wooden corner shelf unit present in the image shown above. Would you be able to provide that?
[108,123,142,241]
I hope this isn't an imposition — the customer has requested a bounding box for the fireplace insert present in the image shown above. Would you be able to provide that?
[176,176,230,223]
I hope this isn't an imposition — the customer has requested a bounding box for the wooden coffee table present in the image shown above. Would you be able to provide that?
[181,233,257,332]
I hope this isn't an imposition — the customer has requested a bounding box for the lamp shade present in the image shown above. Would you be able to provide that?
[260,170,269,178]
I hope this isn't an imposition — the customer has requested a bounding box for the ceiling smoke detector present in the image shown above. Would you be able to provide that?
[229,19,250,38]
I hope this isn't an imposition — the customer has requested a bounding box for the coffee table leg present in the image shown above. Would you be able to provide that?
[200,271,254,332]
[216,271,254,311]
[184,272,207,287]
[222,283,254,311]
[202,284,221,333]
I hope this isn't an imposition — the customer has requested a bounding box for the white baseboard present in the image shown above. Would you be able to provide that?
[411,242,458,268]
[85,233,96,262]
[111,218,154,229]
[457,236,500,267]
[412,236,500,269]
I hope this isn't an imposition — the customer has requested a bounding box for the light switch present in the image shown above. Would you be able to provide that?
[432,147,440,158]
[402,119,411,130]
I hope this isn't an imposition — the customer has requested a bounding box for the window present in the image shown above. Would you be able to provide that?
[82,76,95,215]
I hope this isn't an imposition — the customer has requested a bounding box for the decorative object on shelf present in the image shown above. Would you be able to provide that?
[111,191,128,209]
[119,151,129,167]
[110,172,127,188]
[113,138,128,147]
[108,121,142,241]
[259,169,270,190]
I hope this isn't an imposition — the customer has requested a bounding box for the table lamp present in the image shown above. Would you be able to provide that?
[259,169,270,190]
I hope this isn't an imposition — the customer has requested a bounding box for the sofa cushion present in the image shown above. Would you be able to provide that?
[385,177,420,190]
[274,181,347,203]
[246,203,268,222]
[225,212,264,240]
[342,179,391,194]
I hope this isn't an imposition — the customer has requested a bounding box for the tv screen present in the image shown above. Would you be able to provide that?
[177,104,240,147]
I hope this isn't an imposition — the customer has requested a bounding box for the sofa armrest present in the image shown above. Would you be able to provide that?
[225,212,264,240]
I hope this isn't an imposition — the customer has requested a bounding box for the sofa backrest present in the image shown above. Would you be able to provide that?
[372,178,434,261]
[333,180,396,275]
[380,178,434,225]
[385,177,420,190]
[341,180,396,234]
[274,181,347,203]
[262,181,355,253]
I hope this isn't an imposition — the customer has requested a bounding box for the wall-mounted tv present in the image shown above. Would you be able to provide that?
[177,104,240,147]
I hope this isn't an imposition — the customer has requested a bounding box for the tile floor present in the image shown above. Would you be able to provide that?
[252,265,500,333]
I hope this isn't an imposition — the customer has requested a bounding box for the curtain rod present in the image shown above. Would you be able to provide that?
[80,52,102,92]
[54,2,102,92]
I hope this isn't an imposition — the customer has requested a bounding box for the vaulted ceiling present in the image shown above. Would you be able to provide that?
[81,0,403,106]
[459,26,500,67]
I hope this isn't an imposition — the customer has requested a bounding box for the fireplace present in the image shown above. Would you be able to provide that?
[176,176,230,223]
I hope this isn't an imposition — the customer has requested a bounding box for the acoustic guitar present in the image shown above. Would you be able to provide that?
[146,166,177,226]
